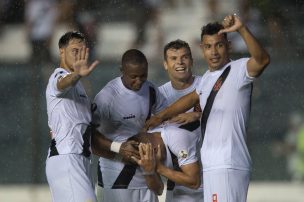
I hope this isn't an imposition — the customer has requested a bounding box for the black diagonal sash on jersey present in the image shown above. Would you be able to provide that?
[82,125,92,157]
[179,120,200,131]
[111,86,156,189]
[49,124,92,158]
[201,66,231,140]
[111,164,137,189]
[97,162,104,187]
[166,148,181,191]
[146,86,156,121]
[49,139,59,157]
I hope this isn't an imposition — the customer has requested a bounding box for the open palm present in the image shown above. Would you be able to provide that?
[73,46,99,77]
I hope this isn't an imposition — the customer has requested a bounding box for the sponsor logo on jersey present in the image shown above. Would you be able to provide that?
[178,149,188,159]
[123,114,136,119]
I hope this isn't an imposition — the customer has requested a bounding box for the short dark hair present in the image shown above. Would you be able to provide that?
[201,22,227,41]
[163,39,192,60]
[58,31,86,48]
[121,49,148,68]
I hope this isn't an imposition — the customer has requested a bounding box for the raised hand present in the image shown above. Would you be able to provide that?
[132,143,156,175]
[132,143,164,195]
[218,14,244,35]
[73,46,99,77]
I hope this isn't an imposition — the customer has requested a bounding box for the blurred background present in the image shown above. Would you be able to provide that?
[0,0,304,201]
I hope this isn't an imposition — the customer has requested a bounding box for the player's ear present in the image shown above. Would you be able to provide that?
[163,60,168,70]
[59,48,64,57]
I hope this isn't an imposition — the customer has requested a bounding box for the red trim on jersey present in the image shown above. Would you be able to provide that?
[212,193,218,202]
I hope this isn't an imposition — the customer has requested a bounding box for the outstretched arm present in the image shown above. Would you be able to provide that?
[219,14,270,77]
[144,90,199,130]
[57,47,99,90]
[169,112,202,125]
[91,129,114,159]
[92,129,140,162]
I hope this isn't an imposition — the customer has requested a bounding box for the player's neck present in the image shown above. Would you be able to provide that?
[171,76,194,90]
[59,61,73,73]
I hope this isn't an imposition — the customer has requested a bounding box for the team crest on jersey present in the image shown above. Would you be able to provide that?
[213,78,223,91]
[178,149,188,159]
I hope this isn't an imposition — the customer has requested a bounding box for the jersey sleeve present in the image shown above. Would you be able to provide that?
[158,85,165,96]
[153,85,169,113]
[164,125,198,167]
[158,83,168,100]
[234,58,255,88]
[158,83,171,108]
[50,69,71,96]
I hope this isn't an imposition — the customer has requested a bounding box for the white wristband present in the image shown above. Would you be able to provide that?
[110,141,122,153]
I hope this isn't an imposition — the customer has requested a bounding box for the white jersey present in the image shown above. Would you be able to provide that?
[158,75,202,156]
[159,125,203,202]
[161,125,198,169]
[196,58,254,171]
[159,75,204,190]
[93,77,167,189]
[159,75,202,107]
[158,75,202,138]
[46,67,92,156]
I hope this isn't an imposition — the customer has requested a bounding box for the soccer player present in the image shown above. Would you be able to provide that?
[144,14,270,202]
[158,39,204,202]
[45,31,99,202]
[159,39,202,127]
[92,49,167,202]
[132,125,202,202]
